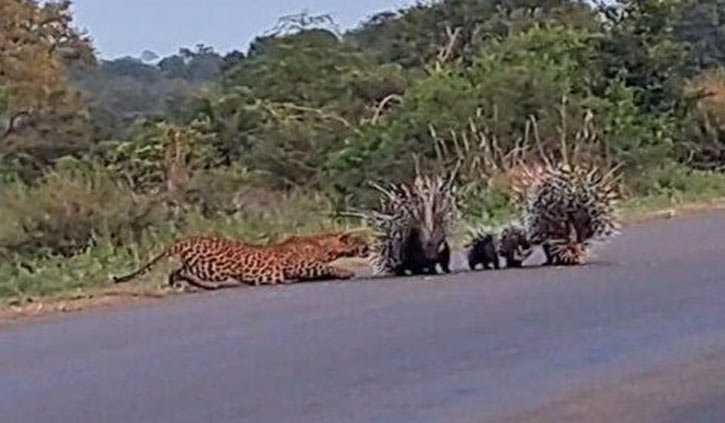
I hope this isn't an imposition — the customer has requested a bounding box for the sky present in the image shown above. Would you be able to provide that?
[69,0,418,59]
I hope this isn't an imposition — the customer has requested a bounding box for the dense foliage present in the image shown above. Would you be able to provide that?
[2,0,725,300]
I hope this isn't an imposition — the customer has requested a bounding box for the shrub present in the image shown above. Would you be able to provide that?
[682,68,725,171]
[0,164,166,258]
[330,25,677,196]
[0,162,350,302]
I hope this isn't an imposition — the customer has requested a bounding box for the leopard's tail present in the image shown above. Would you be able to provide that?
[112,245,176,284]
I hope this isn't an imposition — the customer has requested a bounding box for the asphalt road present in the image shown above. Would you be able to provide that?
[1,212,724,423]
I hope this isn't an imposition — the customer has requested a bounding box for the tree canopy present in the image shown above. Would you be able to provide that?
[4,0,725,190]
[0,0,94,175]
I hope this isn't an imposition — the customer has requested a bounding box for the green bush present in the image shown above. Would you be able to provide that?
[330,25,677,193]
[629,163,725,199]
[681,68,725,171]
[0,164,166,258]
[0,158,345,259]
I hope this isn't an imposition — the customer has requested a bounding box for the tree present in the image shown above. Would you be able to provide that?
[597,0,692,113]
[330,24,674,198]
[73,45,221,140]
[140,50,159,62]
[346,0,597,68]
[0,0,95,175]
[207,28,408,187]
[674,0,725,70]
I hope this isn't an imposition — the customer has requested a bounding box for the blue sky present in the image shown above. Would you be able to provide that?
[70,0,418,59]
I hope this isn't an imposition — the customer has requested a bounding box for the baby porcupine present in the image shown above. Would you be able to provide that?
[498,225,533,268]
[363,174,458,276]
[513,162,621,266]
[466,229,499,271]
[466,224,533,270]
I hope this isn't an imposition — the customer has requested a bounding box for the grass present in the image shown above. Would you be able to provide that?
[620,168,725,221]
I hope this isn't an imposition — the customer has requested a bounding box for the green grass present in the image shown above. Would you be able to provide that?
[620,167,725,220]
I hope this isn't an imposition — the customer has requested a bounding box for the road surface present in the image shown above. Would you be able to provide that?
[1,212,725,423]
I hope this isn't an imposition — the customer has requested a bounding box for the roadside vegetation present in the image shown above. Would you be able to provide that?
[2,0,725,307]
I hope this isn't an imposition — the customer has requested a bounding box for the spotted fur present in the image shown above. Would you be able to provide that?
[112,232,370,289]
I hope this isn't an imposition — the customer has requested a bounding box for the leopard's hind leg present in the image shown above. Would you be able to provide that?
[169,267,222,290]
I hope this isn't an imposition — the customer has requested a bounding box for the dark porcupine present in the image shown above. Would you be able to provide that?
[515,162,621,266]
[465,229,499,271]
[365,174,458,276]
[497,224,533,268]
[466,224,532,270]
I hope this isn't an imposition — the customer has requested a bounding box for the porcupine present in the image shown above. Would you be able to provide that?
[514,162,621,266]
[465,228,499,271]
[466,223,533,270]
[365,174,458,276]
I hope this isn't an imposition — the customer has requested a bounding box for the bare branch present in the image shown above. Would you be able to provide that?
[436,26,462,63]
[1,111,32,140]
[257,100,352,128]
[371,94,403,125]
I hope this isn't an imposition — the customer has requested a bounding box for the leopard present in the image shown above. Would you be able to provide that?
[111,232,370,290]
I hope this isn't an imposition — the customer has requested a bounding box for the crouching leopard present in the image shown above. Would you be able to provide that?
[112,232,370,290]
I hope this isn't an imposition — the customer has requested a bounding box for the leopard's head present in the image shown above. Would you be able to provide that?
[321,232,370,260]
